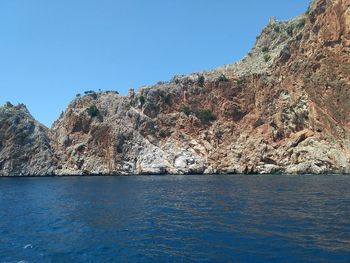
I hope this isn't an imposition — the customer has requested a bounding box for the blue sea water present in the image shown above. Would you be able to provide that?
[0,175,349,262]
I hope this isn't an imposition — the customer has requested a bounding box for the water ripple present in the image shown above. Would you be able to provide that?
[0,175,349,262]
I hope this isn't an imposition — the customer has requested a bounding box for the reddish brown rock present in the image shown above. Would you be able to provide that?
[1,0,350,176]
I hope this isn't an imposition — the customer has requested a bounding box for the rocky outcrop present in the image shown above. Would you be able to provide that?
[0,103,55,176]
[50,92,207,175]
[1,0,350,176]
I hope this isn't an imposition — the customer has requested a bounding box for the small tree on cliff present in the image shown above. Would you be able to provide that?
[87,105,100,117]
[196,109,216,124]
[139,95,145,107]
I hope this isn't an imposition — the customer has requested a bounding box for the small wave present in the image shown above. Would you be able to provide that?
[23,244,33,249]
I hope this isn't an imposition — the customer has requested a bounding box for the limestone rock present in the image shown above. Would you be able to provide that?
[0,104,55,176]
[1,0,350,176]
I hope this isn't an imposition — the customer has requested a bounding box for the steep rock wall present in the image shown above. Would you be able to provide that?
[1,0,349,176]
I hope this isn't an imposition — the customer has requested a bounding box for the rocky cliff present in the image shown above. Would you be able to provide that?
[1,0,350,176]
[0,103,55,176]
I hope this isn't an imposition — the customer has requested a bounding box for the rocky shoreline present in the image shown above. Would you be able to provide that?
[1,0,350,176]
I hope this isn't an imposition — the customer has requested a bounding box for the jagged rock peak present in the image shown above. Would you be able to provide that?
[0,102,56,176]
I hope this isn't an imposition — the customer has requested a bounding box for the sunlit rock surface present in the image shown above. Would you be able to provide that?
[1,0,350,176]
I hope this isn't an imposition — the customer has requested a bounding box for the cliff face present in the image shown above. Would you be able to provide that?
[0,103,55,176]
[1,0,350,176]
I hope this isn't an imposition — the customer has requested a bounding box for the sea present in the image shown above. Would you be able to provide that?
[0,174,349,262]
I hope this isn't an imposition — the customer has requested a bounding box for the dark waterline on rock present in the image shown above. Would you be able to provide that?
[0,174,350,262]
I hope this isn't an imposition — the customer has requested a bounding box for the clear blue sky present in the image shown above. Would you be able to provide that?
[0,0,310,127]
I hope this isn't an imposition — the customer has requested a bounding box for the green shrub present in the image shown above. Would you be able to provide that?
[76,93,81,97]
[87,105,100,117]
[5,101,13,107]
[84,90,97,99]
[160,93,171,104]
[297,18,306,29]
[262,46,269,53]
[105,90,119,95]
[253,117,265,128]
[159,129,172,138]
[181,106,192,116]
[286,25,294,36]
[237,77,245,87]
[296,33,303,41]
[218,74,229,82]
[264,54,271,62]
[196,109,216,124]
[139,95,145,106]
[273,24,280,33]
[197,75,205,87]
